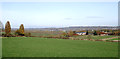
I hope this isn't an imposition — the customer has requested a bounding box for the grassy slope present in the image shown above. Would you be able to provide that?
[107,38,119,41]
[30,31,62,37]
[73,35,117,40]
[2,37,118,57]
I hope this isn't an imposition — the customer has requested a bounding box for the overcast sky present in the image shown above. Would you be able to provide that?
[0,2,118,28]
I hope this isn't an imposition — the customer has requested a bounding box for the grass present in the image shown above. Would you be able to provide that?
[106,38,119,41]
[31,33,57,36]
[30,31,62,37]
[72,35,118,40]
[2,37,118,57]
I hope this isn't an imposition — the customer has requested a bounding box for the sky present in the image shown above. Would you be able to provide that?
[0,2,118,28]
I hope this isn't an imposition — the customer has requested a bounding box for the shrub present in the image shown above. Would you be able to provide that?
[25,33,31,37]
[93,31,97,35]
[68,31,74,37]
[86,30,88,35]
[15,24,25,36]
[62,32,69,37]
[2,33,15,37]
[15,29,20,35]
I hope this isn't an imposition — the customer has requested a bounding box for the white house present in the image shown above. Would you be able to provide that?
[76,32,86,35]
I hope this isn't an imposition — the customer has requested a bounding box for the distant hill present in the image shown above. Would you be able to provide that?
[15,26,118,32]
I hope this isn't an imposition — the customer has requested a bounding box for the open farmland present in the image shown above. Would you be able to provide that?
[70,35,118,40]
[2,37,118,57]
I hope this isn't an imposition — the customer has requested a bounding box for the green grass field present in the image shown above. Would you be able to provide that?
[106,38,119,41]
[2,37,118,57]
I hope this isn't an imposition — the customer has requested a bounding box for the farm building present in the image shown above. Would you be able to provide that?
[76,32,86,35]
[99,32,108,36]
